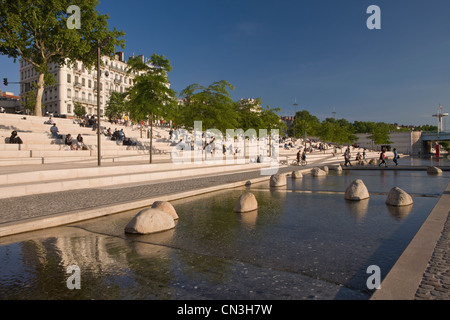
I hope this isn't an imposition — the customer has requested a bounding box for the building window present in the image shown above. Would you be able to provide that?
[82,78,85,87]
[67,74,71,83]
[67,104,72,114]
[88,80,92,88]
[67,88,72,98]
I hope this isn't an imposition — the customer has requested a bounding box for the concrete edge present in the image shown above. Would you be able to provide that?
[0,163,275,199]
[0,176,273,239]
[370,181,450,300]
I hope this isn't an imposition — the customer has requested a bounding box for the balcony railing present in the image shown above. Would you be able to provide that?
[72,96,96,106]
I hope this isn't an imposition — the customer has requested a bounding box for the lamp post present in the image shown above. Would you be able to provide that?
[95,37,111,166]
[97,39,101,166]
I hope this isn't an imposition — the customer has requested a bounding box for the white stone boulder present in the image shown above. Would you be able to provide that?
[270,173,287,187]
[322,166,329,173]
[427,166,443,175]
[234,192,258,213]
[345,179,370,201]
[125,208,175,235]
[152,201,178,220]
[311,167,327,177]
[386,187,413,206]
[369,159,378,165]
[292,170,303,179]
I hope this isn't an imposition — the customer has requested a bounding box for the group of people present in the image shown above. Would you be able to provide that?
[379,148,399,167]
[64,133,87,150]
[296,150,307,164]
[104,127,137,146]
[49,122,86,150]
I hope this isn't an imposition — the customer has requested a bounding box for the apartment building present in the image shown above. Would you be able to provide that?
[19,52,142,117]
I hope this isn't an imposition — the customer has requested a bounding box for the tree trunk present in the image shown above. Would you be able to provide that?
[34,73,45,117]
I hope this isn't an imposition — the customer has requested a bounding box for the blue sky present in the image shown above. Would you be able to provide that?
[1,0,450,126]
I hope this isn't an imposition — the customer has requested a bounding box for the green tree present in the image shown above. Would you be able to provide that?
[235,98,264,131]
[22,90,37,114]
[126,54,177,163]
[260,106,286,132]
[415,124,438,132]
[292,110,321,139]
[367,123,393,145]
[73,102,86,118]
[105,91,127,119]
[318,118,357,146]
[179,80,238,132]
[0,0,125,117]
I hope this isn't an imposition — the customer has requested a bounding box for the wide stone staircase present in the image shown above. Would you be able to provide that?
[0,113,172,166]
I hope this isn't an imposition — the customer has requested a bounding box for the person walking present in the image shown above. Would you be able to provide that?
[393,148,399,166]
[344,149,352,167]
[379,150,387,167]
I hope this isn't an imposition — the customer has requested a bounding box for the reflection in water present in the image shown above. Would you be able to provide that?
[345,199,370,224]
[387,204,414,220]
[126,228,176,256]
[0,169,446,300]
[236,209,258,229]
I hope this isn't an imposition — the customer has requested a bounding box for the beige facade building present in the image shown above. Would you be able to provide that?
[356,131,423,155]
[19,52,141,117]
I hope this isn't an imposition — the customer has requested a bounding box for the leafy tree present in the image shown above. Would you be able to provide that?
[105,91,127,119]
[235,98,264,131]
[126,54,177,163]
[318,118,357,146]
[414,124,438,132]
[260,106,286,132]
[292,110,321,139]
[179,80,238,133]
[73,102,86,118]
[367,123,393,145]
[0,0,125,116]
[22,90,37,114]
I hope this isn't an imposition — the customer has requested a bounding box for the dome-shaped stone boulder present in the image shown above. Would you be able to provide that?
[386,187,413,206]
[427,166,443,175]
[125,208,175,235]
[292,170,303,179]
[152,201,178,220]
[234,192,258,213]
[311,167,327,177]
[345,179,370,201]
[270,173,286,187]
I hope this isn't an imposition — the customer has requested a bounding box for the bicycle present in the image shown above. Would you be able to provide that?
[294,159,307,166]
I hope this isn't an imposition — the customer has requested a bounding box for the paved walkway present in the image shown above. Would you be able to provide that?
[415,210,450,299]
[0,159,448,300]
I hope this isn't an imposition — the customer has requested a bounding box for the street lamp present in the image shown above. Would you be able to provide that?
[95,37,111,166]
